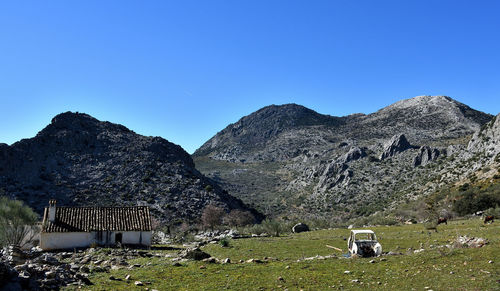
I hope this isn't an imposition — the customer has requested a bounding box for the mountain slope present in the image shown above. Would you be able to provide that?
[194,96,494,220]
[0,112,262,224]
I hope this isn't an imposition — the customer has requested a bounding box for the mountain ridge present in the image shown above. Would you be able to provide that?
[193,95,496,219]
[0,111,263,224]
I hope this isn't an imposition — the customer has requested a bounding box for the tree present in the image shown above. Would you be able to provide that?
[223,209,255,227]
[0,196,39,248]
[201,204,225,230]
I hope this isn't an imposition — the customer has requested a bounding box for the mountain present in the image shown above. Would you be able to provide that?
[193,96,495,220]
[0,112,262,224]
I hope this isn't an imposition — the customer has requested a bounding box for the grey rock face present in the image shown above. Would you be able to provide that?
[468,114,500,159]
[0,112,262,224]
[412,146,444,167]
[380,134,412,160]
[340,147,366,164]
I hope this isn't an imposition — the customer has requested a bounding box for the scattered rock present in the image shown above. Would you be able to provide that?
[245,259,264,264]
[135,281,144,286]
[202,257,217,264]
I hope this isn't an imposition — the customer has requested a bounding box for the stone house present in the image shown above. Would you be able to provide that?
[40,200,152,250]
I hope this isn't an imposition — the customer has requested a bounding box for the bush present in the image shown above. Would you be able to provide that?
[0,196,39,248]
[452,190,500,216]
[219,237,231,247]
[484,205,500,218]
[261,219,288,237]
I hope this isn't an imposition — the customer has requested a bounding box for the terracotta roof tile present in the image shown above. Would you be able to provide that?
[42,206,151,233]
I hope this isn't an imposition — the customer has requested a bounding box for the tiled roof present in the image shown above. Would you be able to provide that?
[42,206,152,233]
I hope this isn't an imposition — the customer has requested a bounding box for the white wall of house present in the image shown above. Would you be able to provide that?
[122,231,151,245]
[40,231,151,250]
[40,232,92,250]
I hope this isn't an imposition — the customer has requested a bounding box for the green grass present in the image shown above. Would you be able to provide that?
[70,219,500,290]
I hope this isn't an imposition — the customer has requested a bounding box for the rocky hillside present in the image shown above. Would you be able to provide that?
[0,112,262,224]
[194,96,496,220]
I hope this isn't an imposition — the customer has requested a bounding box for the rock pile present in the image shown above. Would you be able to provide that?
[1,246,93,290]
[453,236,488,248]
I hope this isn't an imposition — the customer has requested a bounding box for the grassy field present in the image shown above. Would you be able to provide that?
[70,219,499,290]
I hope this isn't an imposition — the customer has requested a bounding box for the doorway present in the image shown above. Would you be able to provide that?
[115,233,123,246]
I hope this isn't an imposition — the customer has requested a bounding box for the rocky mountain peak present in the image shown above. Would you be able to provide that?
[376,95,491,125]
[46,111,132,135]
[0,112,262,223]
[194,103,344,158]
[384,95,455,110]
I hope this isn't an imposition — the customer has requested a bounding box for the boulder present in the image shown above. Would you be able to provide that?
[180,248,211,261]
[292,223,310,233]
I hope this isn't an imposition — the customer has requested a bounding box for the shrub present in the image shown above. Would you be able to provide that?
[484,205,500,218]
[0,196,39,248]
[261,219,287,237]
[219,237,231,247]
[452,189,500,216]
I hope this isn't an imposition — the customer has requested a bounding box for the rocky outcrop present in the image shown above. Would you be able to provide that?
[315,161,352,193]
[340,147,366,164]
[0,112,262,224]
[380,134,412,160]
[467,114,500,159]
[412,146,444,167]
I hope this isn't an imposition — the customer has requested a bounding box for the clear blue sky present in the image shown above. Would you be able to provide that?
[1,1,499,153]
